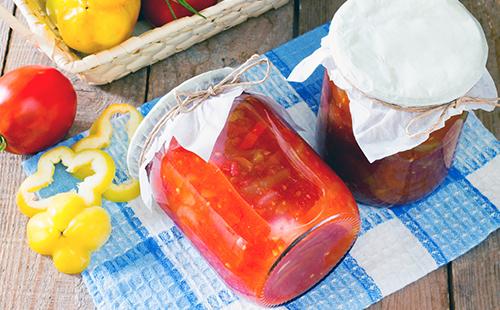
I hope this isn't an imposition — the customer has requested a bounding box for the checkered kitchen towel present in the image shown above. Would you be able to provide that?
[23,24,499,310]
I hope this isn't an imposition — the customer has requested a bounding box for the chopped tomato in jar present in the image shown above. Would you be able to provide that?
[150,94,360,305]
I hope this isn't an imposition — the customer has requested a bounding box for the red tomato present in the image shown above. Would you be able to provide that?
[0,66,77,155]
[142,0,218,27]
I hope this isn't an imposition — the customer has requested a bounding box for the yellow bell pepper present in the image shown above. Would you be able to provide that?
[27,192,111,274]
[73,104,143,203]
[46,0,141,54]
[17,146,116,217]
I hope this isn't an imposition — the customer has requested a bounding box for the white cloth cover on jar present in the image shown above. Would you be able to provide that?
[288,0,496,163]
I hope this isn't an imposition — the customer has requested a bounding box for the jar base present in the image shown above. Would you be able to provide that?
[352,175,447,208]
[261,217,358,306]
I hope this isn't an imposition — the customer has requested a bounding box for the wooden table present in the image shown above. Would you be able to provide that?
[0,1,498,309]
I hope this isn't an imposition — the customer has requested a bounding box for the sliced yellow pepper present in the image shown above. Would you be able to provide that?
[72,104,143,203]
[16,146,116,217]
[27,192,111,274]
[46,0,141,54]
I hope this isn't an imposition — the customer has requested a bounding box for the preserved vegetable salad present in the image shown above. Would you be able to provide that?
[148,93,360,305]
[319,76,466,206]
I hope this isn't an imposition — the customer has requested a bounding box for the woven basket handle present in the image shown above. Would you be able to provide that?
[0,4,36,42]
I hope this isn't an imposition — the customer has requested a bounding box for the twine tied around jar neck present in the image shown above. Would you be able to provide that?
[372,95,500,138]
[138,54,271,168]
[174,55,271,109]
[332,69,500,139]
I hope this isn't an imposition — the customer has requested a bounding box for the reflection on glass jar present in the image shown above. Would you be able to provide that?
[319,74,467,207]
[149,93,360,305]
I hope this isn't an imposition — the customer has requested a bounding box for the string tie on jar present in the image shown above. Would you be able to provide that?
[365,92,500,138]
[139,54,271,168]
[401,96,500,138]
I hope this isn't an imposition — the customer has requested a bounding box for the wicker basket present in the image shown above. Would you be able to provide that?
[0,0,289,85]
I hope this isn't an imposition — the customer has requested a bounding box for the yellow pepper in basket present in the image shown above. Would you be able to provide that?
[16,146,116,217]
[73,104,143,203]
[27,192,111,274]
[46,0,141,54]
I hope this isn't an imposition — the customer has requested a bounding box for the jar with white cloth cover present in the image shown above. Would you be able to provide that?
[288,0,499,206]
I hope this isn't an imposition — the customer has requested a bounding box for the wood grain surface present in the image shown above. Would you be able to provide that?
[451,230,499,310]
[461,0,500,137]
[0,0,498,309]
[0,0,13,74]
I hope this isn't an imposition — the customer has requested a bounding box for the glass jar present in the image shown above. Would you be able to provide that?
[148,93,360,305]
[319,74,467,207]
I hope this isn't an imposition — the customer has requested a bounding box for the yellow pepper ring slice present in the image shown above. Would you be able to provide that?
[16,146,116,217]
[72,104,143,203]
[73,104,143,152]
[27,192,111,274]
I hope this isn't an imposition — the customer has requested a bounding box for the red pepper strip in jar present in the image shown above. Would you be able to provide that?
[239,121,267,150]
[150,94,360,305]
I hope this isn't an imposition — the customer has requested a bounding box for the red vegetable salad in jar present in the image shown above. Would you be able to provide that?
[128,60,360,306]
[289,0,494,206]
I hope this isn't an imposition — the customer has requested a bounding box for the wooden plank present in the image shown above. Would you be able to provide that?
[461,0,499,90]
[451,231,499,310]
[369,267,450,310]
[147,2,294,100]
[0,4,148,309]
[460,0,500,138]
[296,0,344,35]
[0,0,14,73]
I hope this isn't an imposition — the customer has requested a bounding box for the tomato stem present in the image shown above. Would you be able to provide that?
[165,0,178,19]
[165,0,206,20]
[0,135,6,152]
[177,0,206,18]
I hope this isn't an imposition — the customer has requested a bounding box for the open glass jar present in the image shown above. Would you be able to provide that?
[289,0,491,207]
[128,67,360,306]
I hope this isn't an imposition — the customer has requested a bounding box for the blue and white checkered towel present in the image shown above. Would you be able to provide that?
[23,24,499,310]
